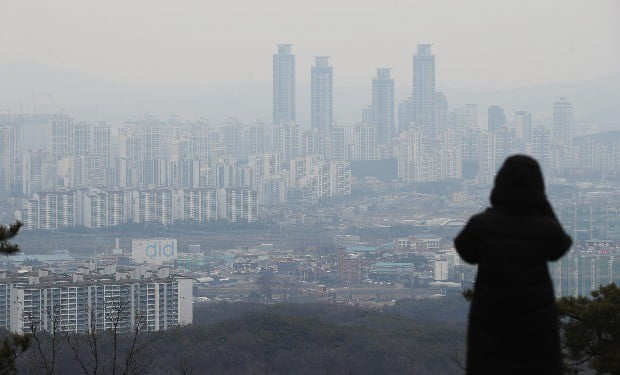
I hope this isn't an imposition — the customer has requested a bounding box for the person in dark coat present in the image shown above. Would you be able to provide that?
[454,155,572,374]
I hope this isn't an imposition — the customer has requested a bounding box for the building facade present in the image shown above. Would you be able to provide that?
[371,68,395,146]
[0,270,192,334]
[412,44,435,139]
[311,56,333,131]
[273,44,296,124]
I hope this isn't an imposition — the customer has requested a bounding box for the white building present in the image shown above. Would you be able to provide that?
[1,268,192,334]
[315,161,351,198]
[352,125,376,160]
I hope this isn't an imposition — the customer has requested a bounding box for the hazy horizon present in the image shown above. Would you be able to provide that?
[2,0,619,91]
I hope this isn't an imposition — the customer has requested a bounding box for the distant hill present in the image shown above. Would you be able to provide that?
[0,62,618,133]
[439,73,620,134]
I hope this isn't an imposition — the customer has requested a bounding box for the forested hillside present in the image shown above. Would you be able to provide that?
[5,300,467,375]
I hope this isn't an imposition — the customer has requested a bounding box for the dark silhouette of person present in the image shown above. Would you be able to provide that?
[454,155,572,374]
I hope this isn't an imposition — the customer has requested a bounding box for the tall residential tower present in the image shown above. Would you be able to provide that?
[371,68,395,145]
[552,98,574,146]
[487,105,506,133]
[412,44,435,137]
[311,56,334,131]
[273,44,296,124]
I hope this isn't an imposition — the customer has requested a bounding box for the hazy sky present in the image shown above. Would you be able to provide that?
[1,0,618,90]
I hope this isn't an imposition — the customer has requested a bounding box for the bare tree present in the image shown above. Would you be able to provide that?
[63,296,157,375]
[120,310,156,375]
[178,356,195,375]
[107,299,128,375]
[65,307,103,375]
[103,300,156,375]
[27,305,61,375]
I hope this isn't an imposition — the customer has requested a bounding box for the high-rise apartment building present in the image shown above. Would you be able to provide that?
[0,125,17,195]
[371,68,395,145]
[451,104,478,129]
[328,126,348,161]
[432,92,448,134]
[531,126,551,172]
[487,105,506,133]
[515,111,532,143]
[397,96,414,134]
[91,122,111,185]
[494,127,519,166]
[311,56,333,131]
[315,161,351,198]
[273,44,296,124]
[73,122,91,157]
[1,269,192,334]
[553,98,574,146]
[412,44,435,138]
[353,125,376,160]
[0,113,61,152]
[249,152,282,184]
[279,122,300,162]
[247,120,268,156]
[22,149,47,196]
[51,116,74,160]
[222,117,246,161]
[217,188,258,222]
[301,129,326,157]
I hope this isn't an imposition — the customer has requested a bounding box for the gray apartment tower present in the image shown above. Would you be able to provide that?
[311,56,334,131]
[552,98,574,146]
[412,44,435,137]
[515,111,532,143]
[487,105,506,133]
[398,96,414,134]
[273,44,296,124]
[372,68,395,145]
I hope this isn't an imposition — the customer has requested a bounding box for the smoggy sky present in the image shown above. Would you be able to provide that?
[1,0,618,90]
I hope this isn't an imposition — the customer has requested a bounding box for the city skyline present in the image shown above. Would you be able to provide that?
[0,40,616,234]
[1,42,617,134]
[1,2,619,374]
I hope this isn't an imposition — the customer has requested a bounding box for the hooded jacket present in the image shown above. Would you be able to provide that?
[455,155,572,374]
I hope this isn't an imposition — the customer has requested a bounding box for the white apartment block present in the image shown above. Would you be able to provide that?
[353,125,376,160]
[217,188,258,222]
[0,269,192,334]
[315,161,351,198]
[18,187,258,229]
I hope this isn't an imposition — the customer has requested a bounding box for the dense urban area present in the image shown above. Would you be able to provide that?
[0,43,618,373]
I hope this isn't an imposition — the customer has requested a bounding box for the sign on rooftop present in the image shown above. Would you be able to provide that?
[131,239,177,265]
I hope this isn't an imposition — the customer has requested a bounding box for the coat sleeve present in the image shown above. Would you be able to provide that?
[454,214,483,264]
[546,219,573,261]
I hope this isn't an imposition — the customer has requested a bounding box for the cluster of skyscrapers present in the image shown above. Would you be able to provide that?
[272,43,619,184]
[1,44,619,231]
[4,113,355,229]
